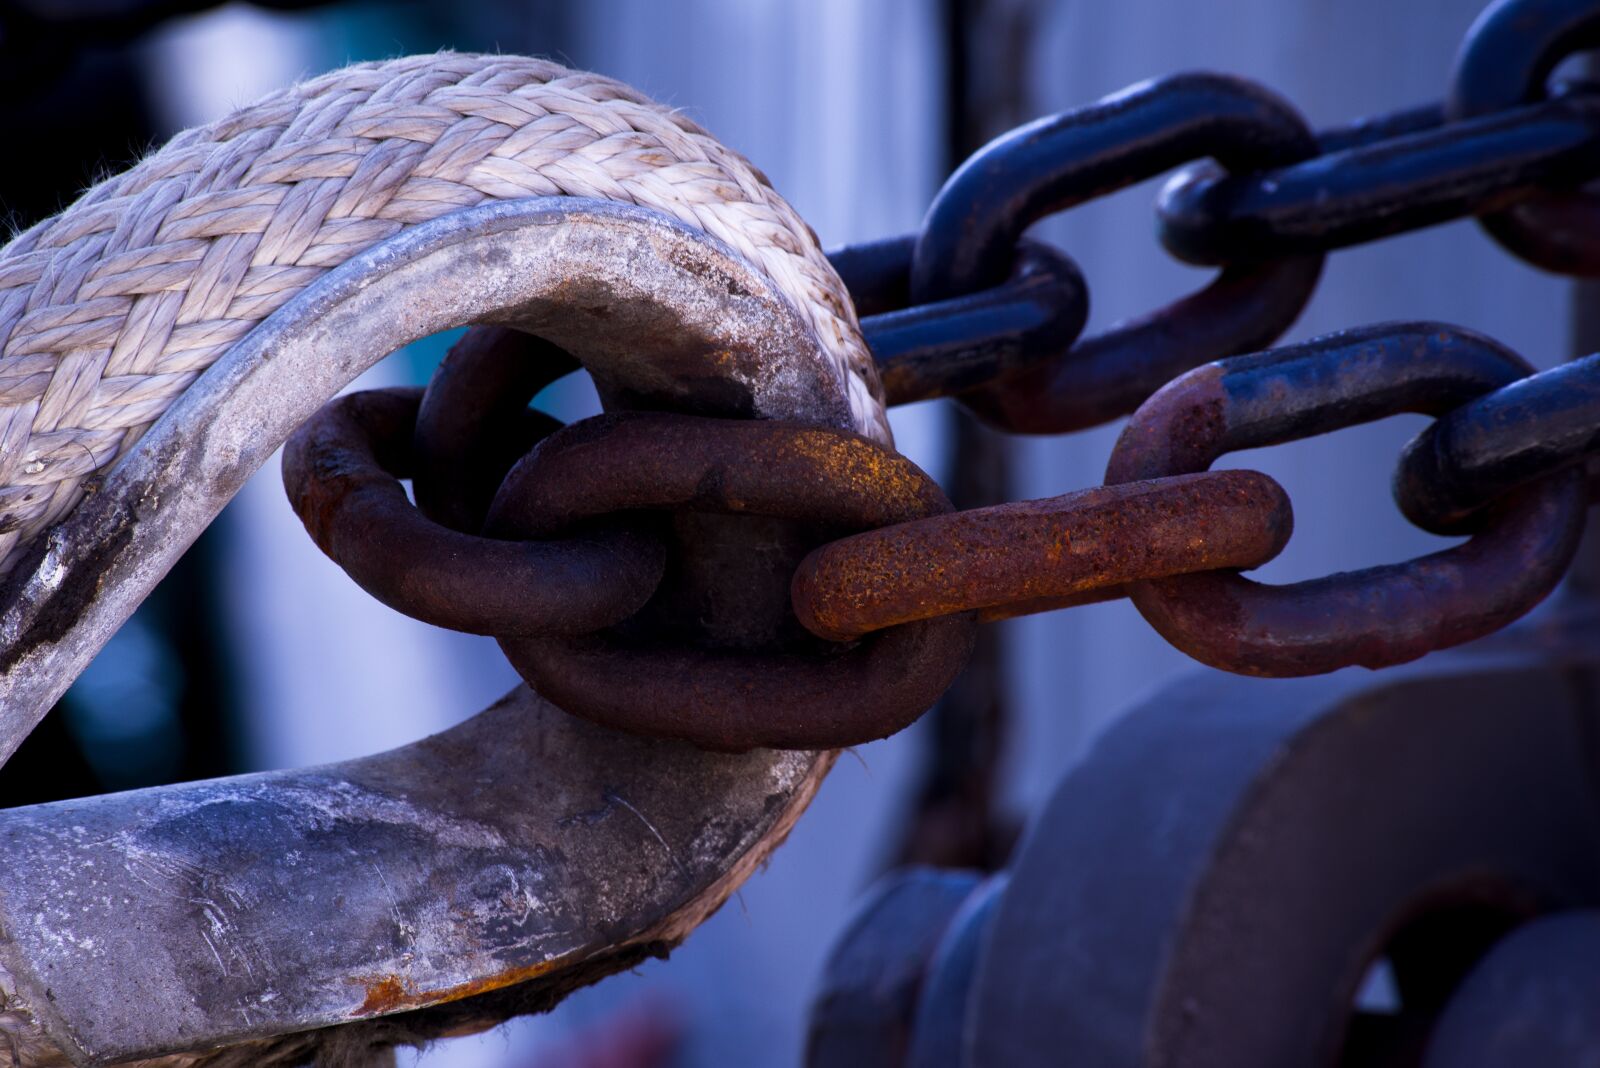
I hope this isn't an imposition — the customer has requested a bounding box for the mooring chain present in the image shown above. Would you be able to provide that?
[1158,0,1600,271]
[289,0,1600,752]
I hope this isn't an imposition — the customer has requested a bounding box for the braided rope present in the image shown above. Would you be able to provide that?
[0,52,885,577]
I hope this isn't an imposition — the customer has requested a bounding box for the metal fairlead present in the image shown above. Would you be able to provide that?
[1422,913,1600,1066]
[803,868,986,1068]
[0,199,869,1064]
[967,613,1600,1067]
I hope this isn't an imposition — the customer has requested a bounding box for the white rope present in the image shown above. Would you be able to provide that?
[0,52,885,576]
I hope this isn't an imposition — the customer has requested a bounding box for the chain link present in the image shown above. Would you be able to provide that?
[1396,350,1600,533]
[1104,322,1590,676]
[286,0,1600,750]
[832,236,1088,404]
[1157,90,1600,263]
[490,412,976,751]
[1452,0,1600,271]
[283,386,663,637]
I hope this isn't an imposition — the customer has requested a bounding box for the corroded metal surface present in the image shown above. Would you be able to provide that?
[283,388,662,636]
[491,412,977,751]
[1105,322,1589,676]
[791,470,1291,640]
[411,325,578,534]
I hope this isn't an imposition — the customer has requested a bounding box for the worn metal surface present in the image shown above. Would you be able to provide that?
[790,470,1291,640]
[487,412,953,539]
[1156,92,1600,263]
[491,412,977,751]
[968,613,1600,1067]
[0,689,824,1064]
[1422,912,1600,1066]
[1450,0,1600,272]
[1396,350,1600,533]
[0,197,873,1063]
[284,388,662,636]
[803,868,981,1068]
[1105,322,1589,676]
[908,72,1318,299]
[1315,102,1449,154]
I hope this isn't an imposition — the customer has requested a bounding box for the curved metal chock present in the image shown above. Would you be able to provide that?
[806,601,1600,1067]
[968,612,1600,1067]
[0,199,864,1064]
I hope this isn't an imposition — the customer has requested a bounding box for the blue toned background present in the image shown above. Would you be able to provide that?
[0,1,1577,1065]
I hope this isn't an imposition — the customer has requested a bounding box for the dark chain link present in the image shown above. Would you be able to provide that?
[832,71,1325,430]
[1157,89,1600,263]
[1104,322,1589,676]
[286,0,1600,750]
[282,387,662,637]
[1396,351,1600,533]
[832,237,1088,404]
[1452,0,1600,271]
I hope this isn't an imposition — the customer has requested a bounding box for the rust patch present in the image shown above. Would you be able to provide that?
[351,957,569,1020]
[356,976,414,1016]
[791,470,1291,639]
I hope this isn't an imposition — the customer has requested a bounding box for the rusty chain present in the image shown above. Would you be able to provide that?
[288,0,1600,750]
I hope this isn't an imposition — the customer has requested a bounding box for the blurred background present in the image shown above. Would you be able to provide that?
[0,0,1581,1065]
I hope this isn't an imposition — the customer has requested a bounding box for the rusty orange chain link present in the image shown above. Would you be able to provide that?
[287,0,1600,751]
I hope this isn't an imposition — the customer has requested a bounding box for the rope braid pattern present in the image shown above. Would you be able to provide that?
[0,53,886,577]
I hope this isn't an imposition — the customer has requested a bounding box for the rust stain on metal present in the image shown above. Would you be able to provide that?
[791,470,1291,640]
[356,975,413,1016]
[489,411,977,751]
[352,957,567,1019]
[489,411,951,539]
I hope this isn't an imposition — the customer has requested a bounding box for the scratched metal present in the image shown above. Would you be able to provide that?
[0,689,819,1063]
[0,197,865,1064]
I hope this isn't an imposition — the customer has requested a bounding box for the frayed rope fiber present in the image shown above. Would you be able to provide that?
[0,52,885,576]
